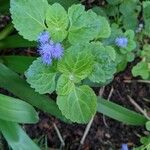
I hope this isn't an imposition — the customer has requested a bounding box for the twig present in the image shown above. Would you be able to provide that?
[127,95,150,120]
[124,80,150,84]
[143,98,150,103]
[80,116,94,145]
[103,86,114,127]
[108,86,114,101]
[78,88,105,150]
[53,123,65,147]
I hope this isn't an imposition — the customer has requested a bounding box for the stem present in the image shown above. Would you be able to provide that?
[124,80,150,84]
[53,123,65,147]
[0,23,14,40]
[80,116,94,145]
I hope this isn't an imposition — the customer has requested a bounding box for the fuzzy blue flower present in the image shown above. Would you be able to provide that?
[38,31,50,44]
[38,43,53,65]
[121,144,129,150]
[51,43,64,59]
[115,37,128,48]
[38,31,64,65]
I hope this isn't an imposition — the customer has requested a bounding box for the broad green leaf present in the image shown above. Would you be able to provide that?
[0,94,38,123]
[0,63,65,122]
[48,0,79,10]
[122,13,138,30]
[96,16,111,38]
[10,0,48,41]
[25,58,57,94]
[0,120,40,150]
[57,45,94,82]
[146,121,150,131]
[97,97,147,125]
[132,61,150,79]
[1,56,36,74]
[141,44,150,62]
[57,85,97,123]
[46,3,69,42]
[144,19,150,36]
[56,75,75,95]
[68,4,101,44]
[143,2,150,19]
[92,6,107,17]
[106,0,122,5]
[88,43,116,84]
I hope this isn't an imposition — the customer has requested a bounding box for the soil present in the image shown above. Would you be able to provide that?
[0,1,150,150]
[24,61,150,150]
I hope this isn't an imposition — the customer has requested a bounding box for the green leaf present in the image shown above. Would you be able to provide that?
[48,0,79,10]
[57,85,97,123]
[122,13,138,30]
[68,4,102,44]
[144,19,150,36]
[97,97,147,125]
[0,63,65,122]
[0,94,38,123]
[0,35,36,49]
[25,58,57,94]
[46,3,69,42]
[1,56,36,74]
[0,120,40,150]
[88,43,116,84]
[10,0,48,41]
[106,0,122,5]
[96,16,111,39]
[132,61,150,79]
[146,121,150,131]
[57,45,94,82]
[56,75,75,95]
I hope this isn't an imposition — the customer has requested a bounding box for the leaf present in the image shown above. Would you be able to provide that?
[0,63,65,122]
[25,58,57,94]
[97,97,147,125]
[96,16,111,39]
[0,94,38,123]
[46,3,69,42]
[123,13,138,30]
[0,35,36,49]
[57,85,97,123]
[48,0,79,10]
[0,120,40,150]
[106,0,122,5]
[57,45,94,82]
[88,43,116,84]
[56,75,75,95]
[10,0,49,41]
[1,56,36,74]
[144,19,150,36]
[146,121,150,131]
[68,4,102,44]
[132,61,150,79]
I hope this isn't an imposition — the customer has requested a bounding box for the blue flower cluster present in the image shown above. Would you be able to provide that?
[115,37,128,48]
[37,31,64,65]
[121,144,129,150]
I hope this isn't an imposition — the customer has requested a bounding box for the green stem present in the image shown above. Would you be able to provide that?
[0,23,14,40]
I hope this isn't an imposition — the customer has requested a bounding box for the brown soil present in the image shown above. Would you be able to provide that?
[0,1,150,150]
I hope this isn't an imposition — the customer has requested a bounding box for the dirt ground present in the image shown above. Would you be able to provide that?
[0,0,150,149]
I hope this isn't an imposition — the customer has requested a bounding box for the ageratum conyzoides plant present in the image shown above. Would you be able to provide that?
[10,0,136,123]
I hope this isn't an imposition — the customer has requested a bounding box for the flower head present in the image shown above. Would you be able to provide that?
[121,144,129,150]
[115,37,128,48]
[37,31,64,65]
[51,43,64,59]
[38,31,50,44]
